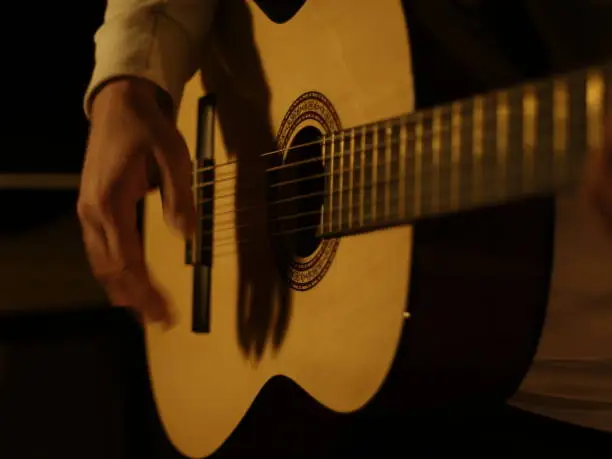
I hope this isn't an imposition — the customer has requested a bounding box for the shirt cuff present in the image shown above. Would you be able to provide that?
[84,9,196,118]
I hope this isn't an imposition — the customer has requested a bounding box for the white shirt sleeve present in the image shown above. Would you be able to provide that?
[84,0,218,116]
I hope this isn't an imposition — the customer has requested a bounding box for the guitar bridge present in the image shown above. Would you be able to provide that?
[185,94,216,333]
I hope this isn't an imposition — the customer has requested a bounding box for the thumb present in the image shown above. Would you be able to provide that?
[153,131,197,238]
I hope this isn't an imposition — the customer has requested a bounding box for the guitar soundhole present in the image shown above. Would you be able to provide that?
[270,91,340,290]
[274,126,324,258]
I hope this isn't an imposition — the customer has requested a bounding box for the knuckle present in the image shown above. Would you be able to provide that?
[157,139,191,173]
[91,261,130,286]
[94,265,125,282]
[76,198,94,222]
[76,191,113,222]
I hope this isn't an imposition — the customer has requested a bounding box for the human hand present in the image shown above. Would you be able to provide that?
[77,78,195,325]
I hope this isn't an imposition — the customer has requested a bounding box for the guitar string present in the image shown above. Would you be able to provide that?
[196,162,576,255]
[191,113,430,173]
[188,65,608,180]
[194,119,454,184]
[192,78,606,176]
[193,117,584,206]
[194,114,577,206]
[206,153,567,234]
[191,105,579,175]
[180,73,606,256]
[193,119,581,226]
[175,97,596,255]
[192,131,581,239]
[195,121,464,190]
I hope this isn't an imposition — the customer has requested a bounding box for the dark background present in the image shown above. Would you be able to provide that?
[1,2,103,175]
[0,2,105,235]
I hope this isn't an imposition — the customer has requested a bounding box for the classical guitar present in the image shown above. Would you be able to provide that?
[143,0,611,457]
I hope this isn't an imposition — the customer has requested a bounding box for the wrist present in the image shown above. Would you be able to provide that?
[90,77,171,119]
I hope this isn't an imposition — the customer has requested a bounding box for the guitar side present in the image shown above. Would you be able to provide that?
[144,1,415,457]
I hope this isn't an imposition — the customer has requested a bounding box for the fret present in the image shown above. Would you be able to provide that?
[459,99,474,209]
[522,84,538,192]
[384,121,393,219]
[338,129,345,230]
[333,133,343,232]
[414,113,424,216]
[481,93,498,203]
[327,133,335,233]
[568,70,587,174]
[534,81,554,193]
[390,120,402,220]
[348,127,356,229]
[398,120,408,218]
[322,136,330,233]
[371,123,379,222]
[318,62,610,238]
[496,91,509,199]
[359,124,367,227]
[404,118,416,219]
[586,68,605,156]
[418,112,434,216]
[341,130,353,232]
[506,87,524,198]
[553,79,569,185]
[363,124,374,225]
[431,108,442,213]
[450,101,462,210]
[472,96,484,204]
[439,106,453,212]
[373,123,389,220]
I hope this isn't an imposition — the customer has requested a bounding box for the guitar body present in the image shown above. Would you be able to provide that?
[143,0,612,456]
[145,1,415,457]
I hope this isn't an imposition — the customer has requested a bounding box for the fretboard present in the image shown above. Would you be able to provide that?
[320,62,611,237]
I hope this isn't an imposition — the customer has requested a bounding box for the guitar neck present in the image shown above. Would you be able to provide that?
[320,62,611,237]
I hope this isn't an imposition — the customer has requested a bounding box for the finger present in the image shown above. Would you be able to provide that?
[89,221,171,325]
[152,132,196,238]
[80,216,130,305]
[78,188,172,326]
[111,202,172,318]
